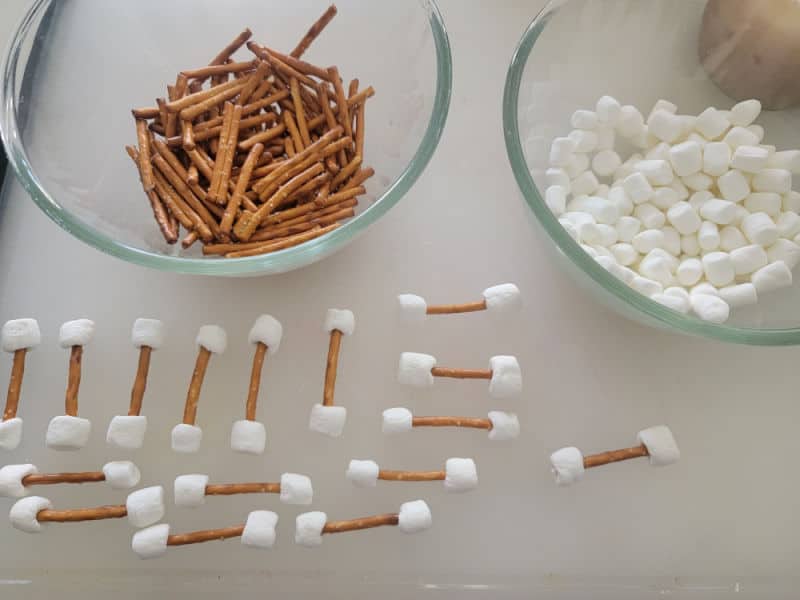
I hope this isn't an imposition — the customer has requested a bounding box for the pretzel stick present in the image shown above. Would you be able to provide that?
[132,107,160,119]
[322,330,343,407]
[254,151,321,200]
[167,525,244,546]
[322,514,399,535]
[285,138,296,158]
[23,471,106,486]
[273,203,355,232]
[128,346,152,417]
[248,79,274,105]
[411,416,492,429]
[209,102,234,201]
[178,81,248,121]
[222,142,263,233]
[152,155,217,240]
[328,67,353,143]
[259,46,330,81]
[318,86,345,167]
[355,96,365,158]
[156,98,168,130]
[583,445,649,468]
[37,505,128,523]
[215,104,243,204]
[166,75,188,138]
[135,120,155,192]
[291,5,338,58]
[182,120,196,151]
[238,123,287,151]
[344,167,374,190]
[210,29,253,66]
[378,470,444,482]
[262,162,325,216]
[288,171,331,202]
[428,300,487,316]
[260,186,361,226]
[125,146,178,243]
[202,226,314,255]
[253,46,315,87]
[290,78,312,147]
[205,482,280,496]
[182,231,199,249]
[237,61,270,106]
[347,79,359,142]
[181,60,257,80]
[187,165,199,186]
[3,349,26,420]
[307,87,374,131]
[151,168,199,231]
[284,111,305,152]
[64,346,83,417]
[314,182,331,207]
[224,223,338,258]
[166,78,244,113]
[194,107,277,135]
[183,348,211,426]
[430,367,492,379]
[245,341,268,421]
[330,154,361,188]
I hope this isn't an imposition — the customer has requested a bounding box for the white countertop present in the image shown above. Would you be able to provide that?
[0,1,798,598]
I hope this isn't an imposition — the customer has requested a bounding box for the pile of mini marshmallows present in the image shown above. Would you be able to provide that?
[544,96,800,323]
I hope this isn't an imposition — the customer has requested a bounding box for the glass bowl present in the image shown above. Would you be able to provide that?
[0,0,451,275]
[504,0,800,345]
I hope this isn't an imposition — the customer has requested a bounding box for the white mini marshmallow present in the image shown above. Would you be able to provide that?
[397,294,428,323]
[777,212,800,239]
[280,473,313,505]
[46,415,91,450]
[9,496,52,533]
[681,234,701,257]
[173,474,208,508]
[731,145,769,173]
[2,319,41,352]
[702,252,735,287]
[742,212,779,246]
[637,425,680,466]
[0,464,37,498]
[768,239,800,270]
[571,109,598,130]
[651,187,679,210]
[347,459,380,487]
[397,352,436,387]
[569,196,618,224]
[717,170,750,203]
[683,172,714,192]
[630,276,663,298]
[785,191,800,213]
[753,169,792,194]
[488,411,520,441]
[58,319,95,348]
[623,172,654,204]
[295,511,327,547]
[230,419,267,455]
[691,282,720,298]
[719,283,758,308]
[668,141,702,177]
[248,315,283,354]
[767,150,800,174]
[730,244,768,276]
[482,283,522,313]
[596,126,616,150]
[636,159,674,185]
[666,202,701,235]
[744,193,782,217]
[648,110,683,143]
[132,523,170,559]
[751,261,793,295]
[568,130,598,154]
[592,149,622,177]
[571,171,600,196]
[698,221,720,251]
[729,99,761,127]
[106,415,147,449]
[131,319,165,349]
[0,417,23,450]
[242,511,278,549]
[632,230,665,254]
[102,461,141,490]
[196,325,226,354]
[398,500,432,534]
[652,293,690,314]
[566,153,590,179]
[676,258,703,286]
[617,105,645,137]
[550,446,585,486]
[695,107,730,140]
[720,225,747,251]
[308,404,347,437]
[699,199,737,225]
[723,126,760,149]
[488,356,522,399]
[633,203,665,229]
[545,185,567,215]
[126,486,165,528]
[610,243,638,266]
[702,142,731,177]
[444,458,478,493]
[324,309,355,336]
[546,167,571,191]
[596,95,621,124]
[647,99,678,122]
[171,423,202,453]
[382,407,413,434]
[690,294,730,323]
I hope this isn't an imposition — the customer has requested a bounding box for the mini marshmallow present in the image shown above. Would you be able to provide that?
[699,199,737,225]
[581,223,617,247]
[567,130,597,154]
[568,196,618,224]
[647,99,678,121]
[683,172,714,192]
[58,319,95,348]
[784,191,800,213]
[9,496,52,533]
[646,142,671,161]
[702,252,735,287]
[131,319,165,349]
[592,149,622,176]
[397,352,436,387]
[550,446,585,486]
[751,261,792,295]
[280,473,313,505]
[617,105,645,137]
[666,286,691,301]
[767,239,800,270]
[596,95,621,124]
[444,458,478,493]
[777,212,800,239]
[196,325,227,354]
[690,294,730,323]
[767,150,800,174]
[720,225,747,251]
[747,124,764,143]
[752,169,792,194]
[324,309,355,336]
[723,126,760,149]
[0,464,37,498]
[174,474,209,508]
[595,125,615,150]
[636,159,674,185]
[651,187,679,210]
[106,415,147,449]
[2,319,40,352]
[546,168,571,191]
[171,423,202,453]
[482,283,522,313]
[488,411,520,441]
[623,172,654,204]
[382,407,413,434]
[639,254,673,287]
[0,417,23,450]
[702,142,731,177]
[571,171,600,196]
[717,170,750,203]
[681,234,700,257]
[347,459,380,487]
[308,404,347,437]
[565,153,590,179]
[730,244,768,276]
[652,293,690,314]
[295,511,327,547]
[648,110,683,143]
[132,523,170,559]
[102,461,141,490]
[691,282,720,297]
[666,202,701,235]
[637,425,680,466]
[741,212,779,247]
[242,511,278,549]
[632,230,665,254]
[488,355,522,399]
[397,294,427,322]
[695,107,730,140]
[634,203,665,230]
[230,419,267,455]
[698,221,721,251]
[689,190,713,211]
[719,283,758,308]
[610,243,637,266]
[676,258,703,286]
[126,486,166,528]
[668,141,702,177]
[731,145,769,173]
[248,315,283,354]
[729,99,761,127]
[46,415,91,450]
[398,500,432,534]
[571,109,598,130]
[545,185,567,215]
[630,276,663,298]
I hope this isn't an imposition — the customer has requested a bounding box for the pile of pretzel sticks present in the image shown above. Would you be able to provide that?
[127,5,375,258]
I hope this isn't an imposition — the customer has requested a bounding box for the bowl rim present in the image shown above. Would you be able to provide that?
[502,0,800,346]
[0,0,453,276]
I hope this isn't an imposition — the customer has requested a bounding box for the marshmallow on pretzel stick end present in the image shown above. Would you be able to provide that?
[308,309,354,438]
[46,320,95,450]
[0,461,140,498]
[550,425,680,486]
[132,510,278,559]
[295,500,432,548]
[382,407,520,441]
[347,458,477,493]
[107,319,165,449]
[172,325,227,453]
[174,472,312,508]
[397,353,522,399]
[9,485,165,533]
[397,283,521,322]
[230,315,282,455]
[0,319,41,450]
